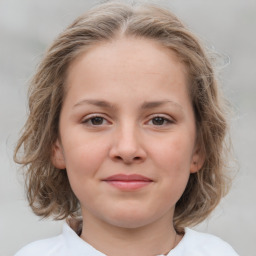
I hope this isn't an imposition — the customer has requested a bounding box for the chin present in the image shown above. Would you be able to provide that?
[109,218,152,229]
[103,209,161,229]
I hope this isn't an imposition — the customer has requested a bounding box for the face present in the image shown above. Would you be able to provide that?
[53,37,203,229]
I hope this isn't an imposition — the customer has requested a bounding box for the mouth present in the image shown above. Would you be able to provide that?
[102,174,153,191]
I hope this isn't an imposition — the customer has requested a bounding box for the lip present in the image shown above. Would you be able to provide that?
[102,174,153,191]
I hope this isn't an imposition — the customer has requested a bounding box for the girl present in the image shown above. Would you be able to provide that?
[14,1,239,255]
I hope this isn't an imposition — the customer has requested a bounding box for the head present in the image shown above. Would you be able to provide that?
[14,1,230,231]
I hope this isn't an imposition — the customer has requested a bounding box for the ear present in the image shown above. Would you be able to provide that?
[190,145,205,173]
[51,139,66,169]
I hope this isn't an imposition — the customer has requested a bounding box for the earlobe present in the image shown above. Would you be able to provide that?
[190,147,205,173]
[51,139,66,169]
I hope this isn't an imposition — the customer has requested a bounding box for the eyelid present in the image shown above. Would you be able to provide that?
[81,113,112,125]
[145,114,175,125]
[148,113,175,121]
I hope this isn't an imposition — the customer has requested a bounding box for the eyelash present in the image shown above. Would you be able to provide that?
[81,114,174,127]
[147,115,174,126]
[81,114,110,126]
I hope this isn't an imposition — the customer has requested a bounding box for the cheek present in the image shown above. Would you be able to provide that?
[151,134,194,172]
[63,141,109,204]
[149,132,194,196]
[63,137,109,180]
[138,135,193,215]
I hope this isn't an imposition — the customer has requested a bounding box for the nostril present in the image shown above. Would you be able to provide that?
[113,155,142,163]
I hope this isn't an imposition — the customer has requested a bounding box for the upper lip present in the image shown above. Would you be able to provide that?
[103,174,153,182]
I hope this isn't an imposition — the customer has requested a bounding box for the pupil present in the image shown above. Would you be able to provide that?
[92,117,103,125]
[152,117,164,125]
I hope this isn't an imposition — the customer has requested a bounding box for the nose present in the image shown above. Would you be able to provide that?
[109,124,147,164]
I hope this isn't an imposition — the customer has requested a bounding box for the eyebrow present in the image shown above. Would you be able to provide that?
[73,99,116,109]
[141,100,182,110]
[73,99,183,111]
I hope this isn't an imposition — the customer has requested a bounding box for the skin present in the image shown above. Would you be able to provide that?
[52,37,204,256]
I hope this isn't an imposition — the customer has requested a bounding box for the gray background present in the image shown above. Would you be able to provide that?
[1,0,255,255]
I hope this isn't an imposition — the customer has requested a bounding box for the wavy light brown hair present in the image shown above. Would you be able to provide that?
[14,0,231,231]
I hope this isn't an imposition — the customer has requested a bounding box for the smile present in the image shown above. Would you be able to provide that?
[102,174,153,191]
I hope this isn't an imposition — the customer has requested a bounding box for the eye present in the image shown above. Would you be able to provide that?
[147,115,174,126]
[82,115,110,126]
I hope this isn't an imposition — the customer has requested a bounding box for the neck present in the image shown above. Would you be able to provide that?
[80,211,181,256]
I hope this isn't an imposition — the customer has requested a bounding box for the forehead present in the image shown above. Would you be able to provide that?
[67,36,188,85]
[64,37,191,110]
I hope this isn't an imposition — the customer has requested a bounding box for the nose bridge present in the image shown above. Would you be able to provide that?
[110,118,146,163]
[117,119,140,151]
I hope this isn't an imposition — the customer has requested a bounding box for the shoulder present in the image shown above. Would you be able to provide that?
[171,228,239,256]
[14,234,66,256]
[15,221,106,256]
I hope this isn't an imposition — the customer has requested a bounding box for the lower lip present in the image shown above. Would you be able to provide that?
[104,180,152,190]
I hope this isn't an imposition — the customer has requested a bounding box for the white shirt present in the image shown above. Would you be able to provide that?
[15,223,239,256]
